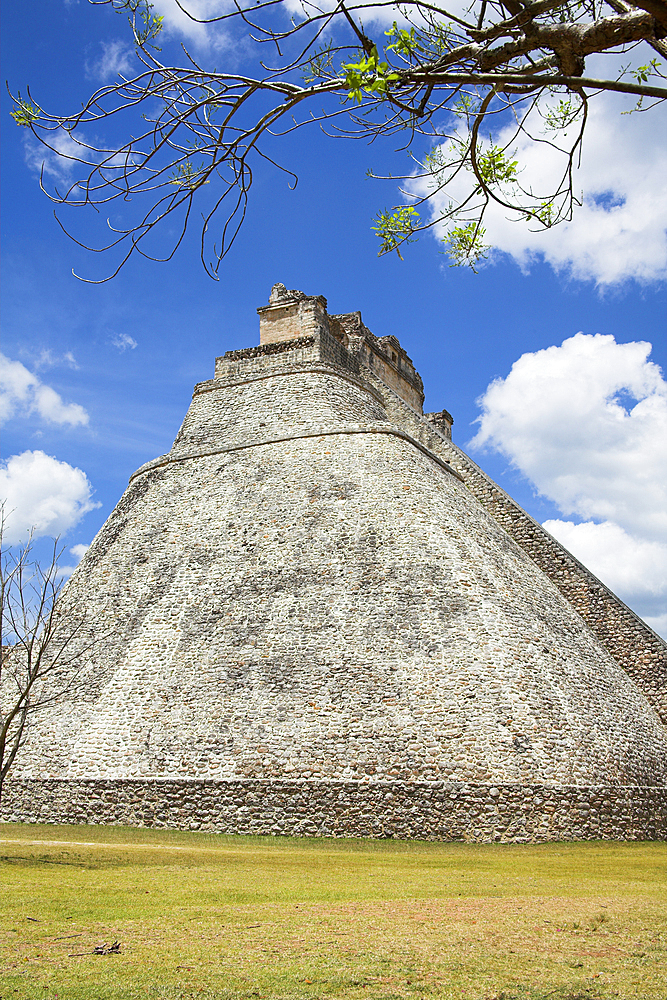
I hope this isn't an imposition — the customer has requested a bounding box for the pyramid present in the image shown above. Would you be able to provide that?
[3,284,666,841]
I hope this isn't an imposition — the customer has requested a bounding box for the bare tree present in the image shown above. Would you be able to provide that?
[0,524,95,805]
[9,0,667,277]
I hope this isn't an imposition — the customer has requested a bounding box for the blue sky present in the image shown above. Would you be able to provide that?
[1,0,666,634]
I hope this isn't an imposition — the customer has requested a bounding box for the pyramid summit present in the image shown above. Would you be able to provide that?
[3,284,666,841]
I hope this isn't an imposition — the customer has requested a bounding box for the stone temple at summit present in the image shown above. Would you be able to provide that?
[3,283,666,841]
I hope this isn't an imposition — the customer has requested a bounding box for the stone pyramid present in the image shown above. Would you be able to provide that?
[3,284,666,841]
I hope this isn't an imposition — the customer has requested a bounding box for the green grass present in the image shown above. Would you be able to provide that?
[0,823,665,1000]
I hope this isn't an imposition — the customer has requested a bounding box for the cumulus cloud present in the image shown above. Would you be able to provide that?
[0,353,89,427]
[471,333,667,636]
[472,334,667,538]
[411,90,667,286]
[152,0,233,49]
[0,451,101,544]
[109,333,138,352]
[85,39,135,81]
[542,519,667,601]
[57,542,91,578]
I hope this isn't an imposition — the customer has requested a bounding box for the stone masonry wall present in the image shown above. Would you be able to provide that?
[254,284,425,413]
[334,311,425,413]
[9,334,666,798]
[3,778,665,843]
[23,432,666,789]
[136,326,666,726]
[359,368,667,725]
[3,309,664,844]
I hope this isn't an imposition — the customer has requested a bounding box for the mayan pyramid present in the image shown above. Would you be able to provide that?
[3,283,666,841]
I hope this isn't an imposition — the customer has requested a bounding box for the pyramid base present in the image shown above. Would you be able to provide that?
[1,778,665,842]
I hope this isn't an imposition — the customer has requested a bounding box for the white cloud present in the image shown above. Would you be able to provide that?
[282,0,410,27]
[472,334,667,539]
[23,129,89,185]
[0,451,101,544]
[86,39,134,81]
[281,0,478,28]
[412,90,667,286]
[32,349,80,371]
[153,0,233,49]
[543,519,667,602]
[109,333,138,352]
[0,353,89,427]
[57,542,91,578]
[471,333,667,637]
[24,125,135,188]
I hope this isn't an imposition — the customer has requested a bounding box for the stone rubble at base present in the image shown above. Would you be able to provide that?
[2,284,666,841]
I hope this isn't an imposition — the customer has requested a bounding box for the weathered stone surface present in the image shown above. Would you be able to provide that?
[3,779,665,843]
[2,285,665,841]
[255,285,425,412]
[371,379,667,723]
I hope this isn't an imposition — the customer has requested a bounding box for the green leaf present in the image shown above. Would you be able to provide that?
[341,45,398,104]
[11,92,40,128]
[372,205,420,257]
[633,59,661,84]
[476,145,518,187]
[169,160,210,190]
[385,23,422,59]
[441,223,489,270]
[543,98,581,132]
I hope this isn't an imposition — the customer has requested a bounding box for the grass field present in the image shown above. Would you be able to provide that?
[0,824,665,1000]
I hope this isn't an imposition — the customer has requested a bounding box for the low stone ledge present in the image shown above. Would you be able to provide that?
[1,779,665,842]
[193,361,384,405]
[222,336,316,361]
[128,425,463,484]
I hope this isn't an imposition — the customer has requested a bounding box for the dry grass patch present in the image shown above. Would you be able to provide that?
[0,823,665,999]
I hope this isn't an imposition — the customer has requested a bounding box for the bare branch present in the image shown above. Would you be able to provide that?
[9,0,666,276]
[0,514,107,802]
